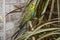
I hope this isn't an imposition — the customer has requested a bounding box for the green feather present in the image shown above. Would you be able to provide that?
[12,0,41,39]
[32,10,35,16]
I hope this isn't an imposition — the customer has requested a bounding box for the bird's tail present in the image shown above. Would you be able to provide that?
[11,26,26,40]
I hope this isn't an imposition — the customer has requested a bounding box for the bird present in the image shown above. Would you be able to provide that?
[11,0,40,39]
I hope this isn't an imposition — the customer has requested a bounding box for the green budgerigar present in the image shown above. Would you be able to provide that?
[11,0,40,39]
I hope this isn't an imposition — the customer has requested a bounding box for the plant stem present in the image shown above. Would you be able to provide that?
[48,0,55,21]
[29,21,35,40]
[57,0,60,20]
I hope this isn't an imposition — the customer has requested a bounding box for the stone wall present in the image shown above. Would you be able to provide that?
[5,0,28,40]
[0,0,4,40]
[0,0,28,40]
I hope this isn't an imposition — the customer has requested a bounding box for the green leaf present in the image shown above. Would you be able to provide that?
[37,32,60,40]
[56,37,60,40]
[48,0,55,21]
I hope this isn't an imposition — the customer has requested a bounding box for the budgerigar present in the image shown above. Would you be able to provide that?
[11,0,40,39]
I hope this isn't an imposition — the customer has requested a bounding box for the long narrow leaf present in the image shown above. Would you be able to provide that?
[37,32,60,40]
[41,0,50,15]
[33,28,60,35]
[48,0,55,21]
[57,0,60,19]
[56,37,60,40]
[34,21,60,32]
